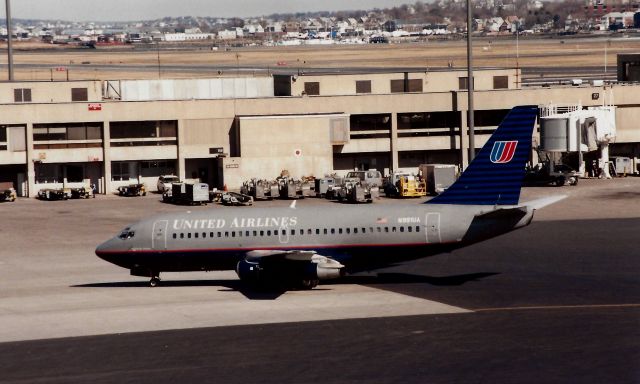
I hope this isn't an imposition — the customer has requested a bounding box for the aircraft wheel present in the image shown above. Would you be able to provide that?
[300,279,314,290]
[149,276,161,287]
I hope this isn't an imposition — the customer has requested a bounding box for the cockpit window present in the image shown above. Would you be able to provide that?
[118,228,135,239]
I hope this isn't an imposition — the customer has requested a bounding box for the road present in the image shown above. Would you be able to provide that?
[0,178,638,383]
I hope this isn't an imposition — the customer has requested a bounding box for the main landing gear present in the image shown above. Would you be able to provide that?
[300,279,319,290]
[149,275,161,287]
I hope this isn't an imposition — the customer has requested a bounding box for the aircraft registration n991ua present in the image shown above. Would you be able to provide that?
[96,105,565,288]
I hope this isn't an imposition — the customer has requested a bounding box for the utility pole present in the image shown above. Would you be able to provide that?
[466,0,475,161]
[156,41,161,79]
[5,0,14,81]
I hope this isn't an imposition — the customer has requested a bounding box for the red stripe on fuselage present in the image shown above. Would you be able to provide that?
[95,241,458,256]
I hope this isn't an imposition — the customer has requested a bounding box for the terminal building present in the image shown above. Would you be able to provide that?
[0,67,639,197]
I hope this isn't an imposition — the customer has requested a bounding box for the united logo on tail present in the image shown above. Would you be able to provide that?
[490,141,518,164]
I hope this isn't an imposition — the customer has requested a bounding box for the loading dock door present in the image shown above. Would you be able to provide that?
[425,213,441,244]
[152,220,168,250]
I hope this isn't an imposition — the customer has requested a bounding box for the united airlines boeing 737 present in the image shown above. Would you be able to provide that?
[96,106,565,288]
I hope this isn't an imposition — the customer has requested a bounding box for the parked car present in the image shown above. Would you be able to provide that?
[157,175,180,193]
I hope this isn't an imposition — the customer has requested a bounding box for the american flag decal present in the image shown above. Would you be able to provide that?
[490,141,518,164]
[376,217,388,224]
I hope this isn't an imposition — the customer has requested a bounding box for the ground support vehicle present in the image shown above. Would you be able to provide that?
[384,173,427,198]
[69,187,95,199]
[277,177,304,199]
[336,179,374,203]
[37,188,68,201]
[240,179,279,200]
[315,177,337,198]
[157,175,180,193]
[0,188,17,202]
[163,183,210,205]
[524,163,579,187]
[0,182,17,202]
[344,170,384,188]
[221,192,253,206]
[300,177,316,197]
[117,184,147,197]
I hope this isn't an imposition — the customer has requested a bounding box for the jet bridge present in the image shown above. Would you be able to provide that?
[539,98,616,178]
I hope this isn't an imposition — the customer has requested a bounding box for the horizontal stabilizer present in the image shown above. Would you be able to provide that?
[521,195,567,210]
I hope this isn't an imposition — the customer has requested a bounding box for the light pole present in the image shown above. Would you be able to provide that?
[466,0,475,161]
[5,0,14,81]
[156,41,161,79]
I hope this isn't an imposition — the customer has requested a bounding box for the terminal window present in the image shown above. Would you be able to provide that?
[356,80,372,94]
[493,76,509,89]
[458,77,476,90]
[14,88,32,103]
[390,79,422,93]
[71,88,88,102]
[304,82,320,96]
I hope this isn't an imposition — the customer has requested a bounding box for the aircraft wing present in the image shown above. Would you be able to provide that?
[246,249,318,261]
[245,250,345,268]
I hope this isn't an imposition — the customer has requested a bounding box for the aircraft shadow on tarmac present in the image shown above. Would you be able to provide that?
[331,272,500,286]
[72,272,498,300]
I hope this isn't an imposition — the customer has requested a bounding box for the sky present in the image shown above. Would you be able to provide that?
[8,0,414,22]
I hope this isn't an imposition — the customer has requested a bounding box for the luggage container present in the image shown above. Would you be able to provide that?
[164,182,210,205]
[278,177,304,199]
[315,177,336,198]
[241,179,279,200]
[611,157,632,176]
[420,164,458,195]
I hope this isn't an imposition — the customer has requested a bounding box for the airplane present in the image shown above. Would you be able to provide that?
[96,105,565,289]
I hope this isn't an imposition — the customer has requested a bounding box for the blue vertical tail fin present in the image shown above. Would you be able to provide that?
[427,105,538,205]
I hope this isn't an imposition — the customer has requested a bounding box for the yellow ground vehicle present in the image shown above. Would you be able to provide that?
[384,173,427,198]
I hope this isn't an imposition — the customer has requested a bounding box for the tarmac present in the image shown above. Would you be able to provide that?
[0,178,638,383]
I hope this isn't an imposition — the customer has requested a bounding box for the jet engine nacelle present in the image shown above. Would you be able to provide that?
[236,257,344,285]
[311,264,344,280]
[236,259,262,283]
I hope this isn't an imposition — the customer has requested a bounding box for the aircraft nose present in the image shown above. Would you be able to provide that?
[95,238,118,261]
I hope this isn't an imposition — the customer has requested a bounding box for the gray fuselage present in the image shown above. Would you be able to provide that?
[95,202,534,275]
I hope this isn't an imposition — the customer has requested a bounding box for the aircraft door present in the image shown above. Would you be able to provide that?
[425,213,441,244]
[278,225,290,244]
[152,220,169,250]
